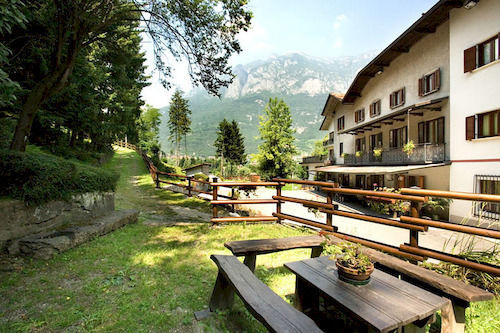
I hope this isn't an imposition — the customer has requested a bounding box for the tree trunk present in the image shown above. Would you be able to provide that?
[9,76,58,151]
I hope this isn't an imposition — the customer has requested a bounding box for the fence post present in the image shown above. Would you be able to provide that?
[231,188,235,212]
[212,178,218,225]
[187,177,192,197]
[276,182,282,223]
[326,191,333,227]
[409,200,421,264]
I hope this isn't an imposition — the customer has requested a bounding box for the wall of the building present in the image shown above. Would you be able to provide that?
[328,21,451,161]
[407,165,450,190]
[448,0,500,222]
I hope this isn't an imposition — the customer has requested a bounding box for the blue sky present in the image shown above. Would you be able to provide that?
[141,0,438,108]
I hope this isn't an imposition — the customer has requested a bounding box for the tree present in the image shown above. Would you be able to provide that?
[214,119,245,176]
[137,105,161,154]
[4,0,251,151]
[256,98,297,179]
[312,135,328,157]
[168,90,191,165]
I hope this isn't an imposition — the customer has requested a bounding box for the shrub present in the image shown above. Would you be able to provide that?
[0,149,118,205]
[193,173,208,181]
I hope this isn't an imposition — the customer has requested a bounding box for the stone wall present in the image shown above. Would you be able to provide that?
[0,192,114,253]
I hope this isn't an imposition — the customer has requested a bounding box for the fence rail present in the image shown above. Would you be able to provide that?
[115,141,500,276]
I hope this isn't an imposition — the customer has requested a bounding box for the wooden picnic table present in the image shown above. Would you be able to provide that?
[285,256,448,333]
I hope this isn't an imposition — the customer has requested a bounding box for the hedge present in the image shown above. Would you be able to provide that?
[0,149,119,205]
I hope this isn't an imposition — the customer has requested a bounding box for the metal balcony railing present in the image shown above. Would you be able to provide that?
[343,143,446,165]
[302,155,327,164]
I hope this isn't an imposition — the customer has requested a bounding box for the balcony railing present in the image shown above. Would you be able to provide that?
[323,138,334,146]
[343,143,445,166]
[302,155,327,164]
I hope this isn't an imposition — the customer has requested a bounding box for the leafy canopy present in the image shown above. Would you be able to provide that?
[256,98,297,179]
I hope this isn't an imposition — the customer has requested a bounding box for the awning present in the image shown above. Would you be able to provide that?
[315,163,446,174]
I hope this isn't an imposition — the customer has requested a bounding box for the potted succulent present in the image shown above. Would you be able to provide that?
[322,240,374,285]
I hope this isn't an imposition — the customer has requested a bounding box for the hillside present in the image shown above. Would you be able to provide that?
[159,52,376,157]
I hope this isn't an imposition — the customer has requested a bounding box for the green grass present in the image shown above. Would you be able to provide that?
[0,147,497,332]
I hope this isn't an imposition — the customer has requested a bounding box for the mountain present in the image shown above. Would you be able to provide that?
[159,52,376,157]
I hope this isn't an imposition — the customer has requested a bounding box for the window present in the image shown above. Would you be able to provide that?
[328,149,334,161]
[337,116,345,130]
[370,100,381,117]
[355,175,365,189]
[355,137,366,152]
[466,110,500,140]
[339,174,349,187]
[389,88,405,108]
[464,33,500,72]
[389,126,408,148]
[474,175,500,221]
[339,142,344,156]
[355,109,365,123]
[370,133,383,150]
[370,175,384,189]
[418,69,440,96]
[418,117,444,144]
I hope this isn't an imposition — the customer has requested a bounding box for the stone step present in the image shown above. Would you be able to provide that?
[17,209,139,260]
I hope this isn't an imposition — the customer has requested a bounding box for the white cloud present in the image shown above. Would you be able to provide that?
[333,14,347,30]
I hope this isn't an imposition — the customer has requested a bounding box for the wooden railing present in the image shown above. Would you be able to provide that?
[116,141,500,276]
[209,178,500,276]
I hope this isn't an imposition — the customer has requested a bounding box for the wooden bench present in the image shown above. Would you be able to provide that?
[206,254,323,333]
[227,234,494,333]
[224,235,324,272]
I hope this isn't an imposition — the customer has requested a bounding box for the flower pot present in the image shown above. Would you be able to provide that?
[336,261,374,285]
[249,173,260,182]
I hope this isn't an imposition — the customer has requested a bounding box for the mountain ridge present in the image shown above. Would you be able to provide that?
[159,52,376,157]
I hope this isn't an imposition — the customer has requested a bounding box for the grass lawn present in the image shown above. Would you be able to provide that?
[0,147,497,332]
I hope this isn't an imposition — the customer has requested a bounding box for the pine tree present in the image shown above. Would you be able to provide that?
[214,119,245,176]
[168,90,191,165]
[256,98,297,179]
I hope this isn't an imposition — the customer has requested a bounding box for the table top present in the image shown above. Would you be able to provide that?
[285,256,448,333]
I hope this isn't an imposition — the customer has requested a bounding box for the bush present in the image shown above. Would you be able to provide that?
[0,149,119,205]
[193,173,208,181]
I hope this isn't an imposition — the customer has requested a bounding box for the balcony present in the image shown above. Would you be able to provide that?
[302,155,327,164]
[323,138,335,147]
[343,143,445,166]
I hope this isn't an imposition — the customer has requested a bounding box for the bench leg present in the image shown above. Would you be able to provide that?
[441,299,466,333]
[243,253,257,273]
[209,272,235,312]
[311,246,322,258]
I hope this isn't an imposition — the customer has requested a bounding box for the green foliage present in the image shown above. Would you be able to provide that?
[137,104,162,156]
[0,149,118,205]
[312,135,327,157]
[373,148,383,158]
[255,98,297,179]
[403,140,415,156]
[322,241,372,273]
[367,187,410,216]
[168,90,191,162]
[295,164,309,180]
[214,118,246,174]
[193,173,208,181]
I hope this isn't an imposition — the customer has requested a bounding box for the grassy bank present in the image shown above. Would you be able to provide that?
[0,147,497,332]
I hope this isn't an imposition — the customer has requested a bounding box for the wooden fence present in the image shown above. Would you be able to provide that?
[210,178,500,276]
[115,141,499,276]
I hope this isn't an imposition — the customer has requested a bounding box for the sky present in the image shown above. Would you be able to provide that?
[140,0,438,108]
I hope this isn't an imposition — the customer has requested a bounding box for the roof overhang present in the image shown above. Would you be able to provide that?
[339,96,448,135]
[316,163,447,174]
[320,93,343,130]
[342,0,463,104]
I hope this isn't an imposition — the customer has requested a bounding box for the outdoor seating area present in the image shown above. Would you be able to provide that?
[196,234,494,332]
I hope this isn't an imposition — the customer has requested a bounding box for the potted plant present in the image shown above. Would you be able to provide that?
[355,150,364,157]
[373,148,383,160]
[402,140,415,156]
[341,152,350,159]
[322,241,374,285]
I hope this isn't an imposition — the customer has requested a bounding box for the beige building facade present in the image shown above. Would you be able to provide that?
[315,0,499,223]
